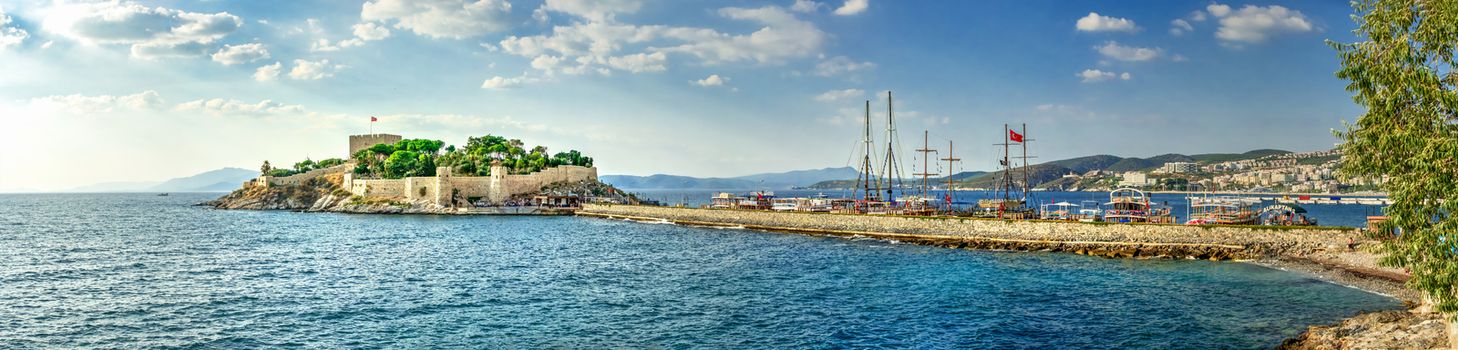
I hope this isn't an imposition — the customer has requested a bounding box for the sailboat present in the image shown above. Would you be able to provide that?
[976,123,1036,219]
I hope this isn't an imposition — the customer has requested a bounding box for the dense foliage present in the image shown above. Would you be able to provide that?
[1332,0,1458,314]
[351,135,593,179]
[259,158,346,177]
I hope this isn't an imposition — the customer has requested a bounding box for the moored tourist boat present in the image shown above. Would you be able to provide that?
[1258,203,1317,226]
[771,198,801,211]
[1185,195,1259,225]
[1077,200,1103,222]
[1102,188,1174,223]
[1039,201,1079,220]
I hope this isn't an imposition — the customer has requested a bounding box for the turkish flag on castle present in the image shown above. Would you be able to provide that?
[1009,129,1024,143]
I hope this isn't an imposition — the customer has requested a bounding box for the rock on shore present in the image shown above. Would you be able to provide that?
[1278,310,1448,349]
[205,174,454,214]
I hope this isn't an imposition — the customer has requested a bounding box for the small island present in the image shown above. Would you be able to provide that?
[209,133,635,214]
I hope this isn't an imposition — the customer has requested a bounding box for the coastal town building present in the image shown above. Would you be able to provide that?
[1161,162,1198,174]
[1118,172,1153,187]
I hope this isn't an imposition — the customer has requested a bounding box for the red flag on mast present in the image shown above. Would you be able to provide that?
[370,116,378,122]
[1009,129,1024,143]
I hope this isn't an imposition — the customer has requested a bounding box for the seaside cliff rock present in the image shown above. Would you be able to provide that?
[1277,310,1448,349]
[206,173,454,214]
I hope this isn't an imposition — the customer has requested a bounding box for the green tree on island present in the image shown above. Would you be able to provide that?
[1332,0,1458,332]
[343,134,593,179]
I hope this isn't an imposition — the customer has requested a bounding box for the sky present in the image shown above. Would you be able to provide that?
[0,0,1367,191]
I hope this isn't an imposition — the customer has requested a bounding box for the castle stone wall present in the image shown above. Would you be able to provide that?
[353,178,405,197]
[343,165,597,206]
[348,134,402,157]
[264,164,351,187]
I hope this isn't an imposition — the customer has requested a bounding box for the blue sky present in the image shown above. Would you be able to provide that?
[0,0,1364,191]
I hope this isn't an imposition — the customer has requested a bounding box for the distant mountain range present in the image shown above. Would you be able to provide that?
[65,168,257,193]
[600,167,860,190]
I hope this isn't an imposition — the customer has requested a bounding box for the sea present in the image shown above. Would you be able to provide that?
[630,189,1388,228]
[0,193,1400,349]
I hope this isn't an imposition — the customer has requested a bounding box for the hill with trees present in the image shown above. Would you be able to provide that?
[804,149,1292,190]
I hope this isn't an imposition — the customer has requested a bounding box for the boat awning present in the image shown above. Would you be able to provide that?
[1261,204,1307,213]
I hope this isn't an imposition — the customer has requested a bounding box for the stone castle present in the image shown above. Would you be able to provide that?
[252,133,597,207]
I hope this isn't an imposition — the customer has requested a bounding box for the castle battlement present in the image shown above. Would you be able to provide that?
[348,134,402,157]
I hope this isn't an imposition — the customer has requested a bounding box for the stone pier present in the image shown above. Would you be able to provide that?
[578,204,1361,260]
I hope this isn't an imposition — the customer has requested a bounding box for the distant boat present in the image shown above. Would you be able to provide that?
[157,193,169,196]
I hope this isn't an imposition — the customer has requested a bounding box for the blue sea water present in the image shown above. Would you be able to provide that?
[0,193,1400,349]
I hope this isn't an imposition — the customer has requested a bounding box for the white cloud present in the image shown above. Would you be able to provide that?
[815,56,875,76]
[1075,12,1137,33]
[530,55,564,73]
[1095,41,1160,62]
[813,88,863,102]
[1206,4,1231,17]
[361,0,512,39]
[1077,69,1128,83]
[211,43,270,65]
[1169,19,1193,36]
[605,52,667,73]
[833,0,868,16]
[42,1,241,59]
[352,22,391,41]
[692,74,727,87]
[288,59,344,80]
[791,0,823,13]
[500,5,826,75]
[175,98,304,116]
[541,0,643,22]
[480,74,537,89]
[1120,72,1131,80]
[254,62,282,81]
[311,38,363,52]
[309,21,387,52]
[0,6,28,49]
[1190,10,1207,22]
[130,41,209,59]
[1207,3,1314,45]
[659,7,826,64]
[29,90,163,114]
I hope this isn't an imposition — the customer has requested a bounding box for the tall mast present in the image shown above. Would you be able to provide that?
[855,100,878,202]
[940,140,961,212]
[1002,123,1011,201]
[881,91,903,203]
[913,130,937,198]
[1021,123,1029,200]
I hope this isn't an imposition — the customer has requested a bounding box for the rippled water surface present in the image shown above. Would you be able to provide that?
[0,193,1400,348]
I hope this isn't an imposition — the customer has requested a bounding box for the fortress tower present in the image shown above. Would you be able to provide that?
[348,134,402,157]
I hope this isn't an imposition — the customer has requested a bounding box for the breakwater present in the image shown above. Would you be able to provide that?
[578,204,1361,260]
